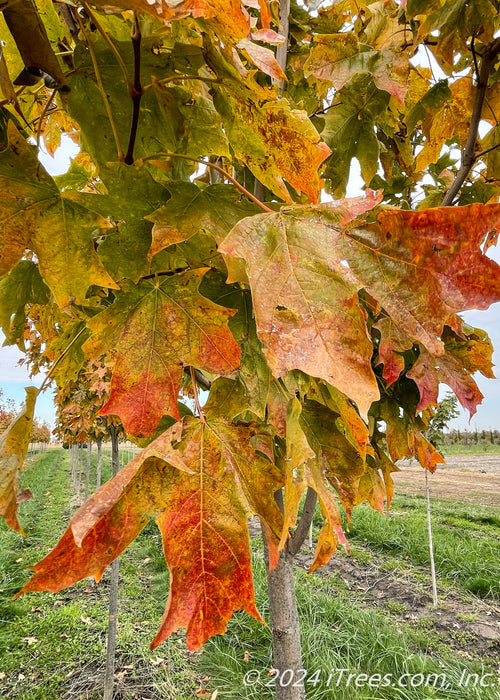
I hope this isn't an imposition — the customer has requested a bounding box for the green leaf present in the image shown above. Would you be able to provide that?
[75,163,170,283]
[0,122,117,307]
[0,261,50,349]
[318,75,390,197]
[146,182,261,257]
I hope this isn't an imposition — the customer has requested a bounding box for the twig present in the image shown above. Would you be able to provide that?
[141,75,220,93]
[310,101,342,118]
[442,38,500,206]
[190,366,206,423]
[124,15,142,165]
[35,88,57,152]
[140,151,274,212]
[75,10,124,161]
[474,142,500,160]
[81,1,132,89]
[363,570,394,594]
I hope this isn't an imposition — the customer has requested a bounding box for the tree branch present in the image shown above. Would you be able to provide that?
[274,0,290,97]
[288,487,317,556]
[124,15,142,165]
[140,152,274,212]
[442,38,500,206]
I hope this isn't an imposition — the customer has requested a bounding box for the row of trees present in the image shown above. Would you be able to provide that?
[0,389,51,443]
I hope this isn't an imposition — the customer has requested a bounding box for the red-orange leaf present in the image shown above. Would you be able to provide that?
[16,417,284,650]
[221,204,500,420]
[83,270,241,436]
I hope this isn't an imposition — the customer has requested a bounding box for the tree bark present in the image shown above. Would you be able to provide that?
[267,548,306,700]
[263,486,313,700]
[85,441,92,501]
[103,426,120,700]
[96,437,102,490]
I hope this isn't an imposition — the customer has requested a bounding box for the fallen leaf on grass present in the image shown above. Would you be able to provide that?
[80,614,91,625]
[0,672,6,680]
[149,656,165,666]
[23,637,38,645]
[18,673,25,680]
[195,690,211,698]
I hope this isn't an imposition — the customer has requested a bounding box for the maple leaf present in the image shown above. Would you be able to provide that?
[16,416,284,650]
[212,90,330,203]
[0,261,50,350]
[221,202,500,417]
[146,183,260,259]
[83,269,241,436]
[374,317,412,387]
[0,387,37,534]
[318,74,390,197]
[0,123,117,308]
[219,206,380,418]
[376,315,495,411]
[373,396,445,473]
[304,33,408,103]
[236,39,286,81]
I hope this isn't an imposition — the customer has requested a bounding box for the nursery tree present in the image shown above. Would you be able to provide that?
[1,1,500,698]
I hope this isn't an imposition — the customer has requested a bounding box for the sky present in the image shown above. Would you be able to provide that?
[1,136,499,434]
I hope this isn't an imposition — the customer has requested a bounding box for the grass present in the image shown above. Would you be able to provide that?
[440,443,500,454]
[0,450,499,699]
[0,449,199,699]
[198,550,499,700]
[336,496,500,598]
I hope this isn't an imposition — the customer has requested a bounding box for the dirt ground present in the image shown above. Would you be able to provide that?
[293,544,500,662]
[393,454,500,507]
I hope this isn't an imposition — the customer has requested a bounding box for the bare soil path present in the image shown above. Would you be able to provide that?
[393,454,500,507]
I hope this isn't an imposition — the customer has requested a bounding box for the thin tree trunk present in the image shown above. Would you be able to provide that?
[96,437,102,490]
[267,548,306,700]
[103,426,120,700]
[85,441,92,501]
[263,487,317,700]
[425,470,438,606]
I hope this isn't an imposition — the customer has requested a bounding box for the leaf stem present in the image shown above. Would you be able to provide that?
[124,15,142,165]
[140,152,274,213]
[39,325,88,394]
[190,366,206,423]
[36,87,57,153]
[75,10,125,162]
[141,75,220,93]
[442,38,500,206]
[81,1,132,89]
